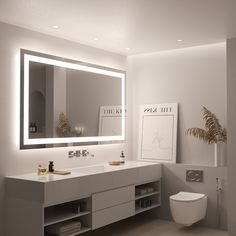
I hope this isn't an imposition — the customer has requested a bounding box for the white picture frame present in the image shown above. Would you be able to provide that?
[138,103,178,163]
[98,106,125,144]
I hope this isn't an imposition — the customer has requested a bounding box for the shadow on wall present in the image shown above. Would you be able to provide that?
[159,163,227,230]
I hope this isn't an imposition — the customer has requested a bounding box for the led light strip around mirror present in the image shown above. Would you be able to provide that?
[22,51,125,146]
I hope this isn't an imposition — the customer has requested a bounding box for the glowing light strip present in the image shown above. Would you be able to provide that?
[23,53,125,145]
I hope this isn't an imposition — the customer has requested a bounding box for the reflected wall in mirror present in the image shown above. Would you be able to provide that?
[20,49,125,149]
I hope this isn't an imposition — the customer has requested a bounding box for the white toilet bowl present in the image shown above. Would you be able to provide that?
[170,192,207,226]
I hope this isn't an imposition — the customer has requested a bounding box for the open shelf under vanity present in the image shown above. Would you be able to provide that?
[5,161,162,236]
[44,196,91,236]
[135,180,161,215]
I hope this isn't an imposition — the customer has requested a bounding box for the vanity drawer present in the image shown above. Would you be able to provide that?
[92,185,134,211]
[137,164,162,183]
[44,176,93,204]
[92,201,135,229]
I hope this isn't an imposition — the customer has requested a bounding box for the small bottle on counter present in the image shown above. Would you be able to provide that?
[37,165,47,175]
[48,161,54,173]
[120,151,125,164]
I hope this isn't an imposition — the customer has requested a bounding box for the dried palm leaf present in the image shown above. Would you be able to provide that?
[56,112,72,137]
[186,106,227,144]
[185,128,211,143]
[56,112,82,137]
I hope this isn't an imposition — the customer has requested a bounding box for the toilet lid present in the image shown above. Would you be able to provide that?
[170,191,206,202]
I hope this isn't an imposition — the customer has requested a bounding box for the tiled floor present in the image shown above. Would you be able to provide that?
[85,215,230,236]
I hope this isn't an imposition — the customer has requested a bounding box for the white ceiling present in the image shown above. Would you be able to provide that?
[0,0,236,55]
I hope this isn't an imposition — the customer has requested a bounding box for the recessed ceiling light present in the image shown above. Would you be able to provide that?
[52,25,60,29]
[125,47,130,51]
[94,37,99,41]
[177,39,183,42]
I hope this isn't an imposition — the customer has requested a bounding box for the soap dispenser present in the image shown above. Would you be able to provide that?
[120,151,125,164]
[48,161,54,173]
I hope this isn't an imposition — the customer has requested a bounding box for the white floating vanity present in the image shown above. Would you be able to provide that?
[5,161,161,236]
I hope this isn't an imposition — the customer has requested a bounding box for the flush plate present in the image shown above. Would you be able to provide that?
[186,170,203,182]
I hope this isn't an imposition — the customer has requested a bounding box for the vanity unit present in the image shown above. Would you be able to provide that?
[5,161,161,236]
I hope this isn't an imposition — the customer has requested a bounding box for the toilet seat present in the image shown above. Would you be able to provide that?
[170,191,206,202]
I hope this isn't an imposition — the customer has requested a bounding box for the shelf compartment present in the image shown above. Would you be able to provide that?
[135,190,160,200]
[44,215,91,236]
[44,196,91,227]
[135,203,161,215]
[45,226,91,236]
[135,180,160,196]
[44,210,90,226]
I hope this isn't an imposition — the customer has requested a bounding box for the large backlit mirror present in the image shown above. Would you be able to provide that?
[20,49,125,149]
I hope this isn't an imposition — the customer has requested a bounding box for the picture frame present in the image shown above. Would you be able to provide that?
[138,103,178,163]
[98,106,125,144]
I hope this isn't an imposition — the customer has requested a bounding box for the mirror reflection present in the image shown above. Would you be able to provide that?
[21,50,125,148]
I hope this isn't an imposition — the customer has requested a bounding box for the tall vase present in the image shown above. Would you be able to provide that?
[214,142,225,167]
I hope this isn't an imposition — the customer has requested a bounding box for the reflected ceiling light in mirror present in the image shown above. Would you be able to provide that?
[22,52,125,146]
[177,39,184,42]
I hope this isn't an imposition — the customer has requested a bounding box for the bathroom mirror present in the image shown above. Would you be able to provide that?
[20,49,125,149]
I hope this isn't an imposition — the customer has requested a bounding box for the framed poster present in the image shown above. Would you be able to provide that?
[138,103,178,163]
[98,106,125,143]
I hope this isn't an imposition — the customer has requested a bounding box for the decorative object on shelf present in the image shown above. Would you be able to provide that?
[37,165,47,175]
[108,160,121,165]
[56,112,83,137]
[52,170,71,175]
[29,122,37,133]
[120,150,125,164]
[186,106,227,167]
[138,103,178,163]
[45,220,82,236]
[48,161,54,173]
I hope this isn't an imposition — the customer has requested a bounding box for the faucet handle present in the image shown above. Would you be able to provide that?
[68,151,74,158]
[82,150,89,156]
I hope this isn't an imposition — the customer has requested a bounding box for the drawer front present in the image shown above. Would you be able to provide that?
[44,176,93,204]
[92,185,134,211]
[91,169,138,193]
[137,164,162,183]
[92,201,135,229]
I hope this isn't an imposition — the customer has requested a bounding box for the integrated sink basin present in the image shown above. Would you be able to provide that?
[5,161,162,236]
[70,161,149,175]
[70,164,127,174]
[71,164,108,174]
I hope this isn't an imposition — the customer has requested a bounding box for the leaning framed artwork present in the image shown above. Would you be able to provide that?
[98,105,125,144]
[138,103,178,163]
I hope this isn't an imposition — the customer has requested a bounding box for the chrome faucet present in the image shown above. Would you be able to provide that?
[75,150,82,157]
[68,149,92,158]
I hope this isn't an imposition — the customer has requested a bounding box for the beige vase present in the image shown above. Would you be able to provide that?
[214,142,226,167]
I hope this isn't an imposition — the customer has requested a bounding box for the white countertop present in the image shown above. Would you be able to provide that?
[6,161,160,183]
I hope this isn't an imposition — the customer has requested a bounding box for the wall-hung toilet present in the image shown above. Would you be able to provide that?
[170,192,207,226]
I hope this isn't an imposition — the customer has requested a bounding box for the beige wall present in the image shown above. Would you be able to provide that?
[128,43,226,165]
[0,20,231,234]
[0,22,127,236]
[127,43,228,229]
[227,37,236,235]
[160,164,227,229]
